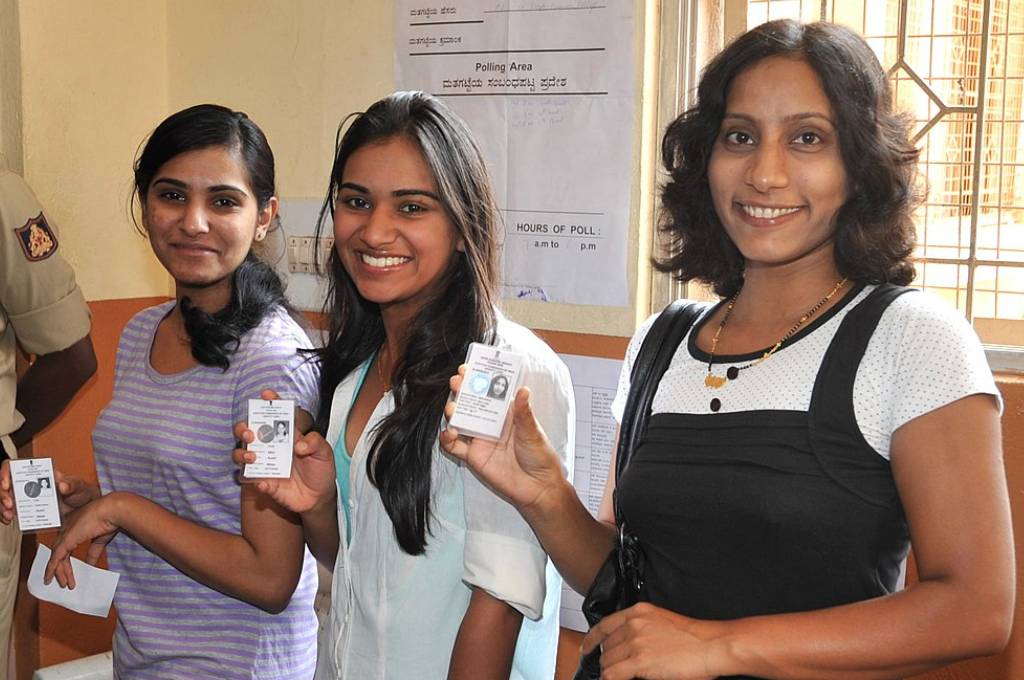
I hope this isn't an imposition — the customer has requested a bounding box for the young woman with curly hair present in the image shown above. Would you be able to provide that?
[443,19,1012,680]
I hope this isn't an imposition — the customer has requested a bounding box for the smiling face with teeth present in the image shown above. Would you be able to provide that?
[333,135,464,327]
[708,56,849,274]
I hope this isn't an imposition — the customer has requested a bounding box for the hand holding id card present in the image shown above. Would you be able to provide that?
[243,399,295,479]
[9,457,61,532]
[448,343,523,441]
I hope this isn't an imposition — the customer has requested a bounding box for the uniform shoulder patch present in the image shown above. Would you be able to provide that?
[14,212,58,261]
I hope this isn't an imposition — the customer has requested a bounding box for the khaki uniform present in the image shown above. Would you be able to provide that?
[0,162,91,678]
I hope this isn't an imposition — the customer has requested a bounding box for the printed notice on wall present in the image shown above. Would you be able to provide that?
[557,353,623,631]
[395,1,636,306]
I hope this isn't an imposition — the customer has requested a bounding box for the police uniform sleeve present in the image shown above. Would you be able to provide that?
[0,170,91,354]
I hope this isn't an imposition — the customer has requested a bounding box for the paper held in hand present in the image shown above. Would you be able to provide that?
[449,343,523,441]
[243,398,295,479]
[28,544,119,617]
[9,457,61,533]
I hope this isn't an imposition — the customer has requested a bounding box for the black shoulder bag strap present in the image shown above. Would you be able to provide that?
[574,300,704,680]
[612,300,703,522]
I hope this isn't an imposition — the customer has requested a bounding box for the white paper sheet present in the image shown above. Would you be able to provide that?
[557,352,623,631]
[395,1,636,306]
[28,544,119,618]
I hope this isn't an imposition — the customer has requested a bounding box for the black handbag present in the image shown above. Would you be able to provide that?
[573,300,702,680]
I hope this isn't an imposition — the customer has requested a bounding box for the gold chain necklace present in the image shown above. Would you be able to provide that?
[704,277,848,390]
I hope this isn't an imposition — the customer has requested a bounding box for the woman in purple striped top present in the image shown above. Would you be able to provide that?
[8,105,320,679]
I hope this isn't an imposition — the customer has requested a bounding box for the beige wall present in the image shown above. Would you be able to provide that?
[0,0,23,175]
[17,0,171,301]
[165,0,396,199]
[6,0,649,335]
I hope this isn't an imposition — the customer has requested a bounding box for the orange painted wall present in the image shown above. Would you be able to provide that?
[12,307,1024,680]
[14,297,166,679]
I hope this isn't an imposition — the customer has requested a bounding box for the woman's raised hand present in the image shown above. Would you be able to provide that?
[232,389,337,514]
[440,366,566,512]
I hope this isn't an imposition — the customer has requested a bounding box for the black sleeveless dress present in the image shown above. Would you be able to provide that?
[616,284,914,680]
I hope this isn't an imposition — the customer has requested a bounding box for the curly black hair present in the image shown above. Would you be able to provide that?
[657,19,922,297]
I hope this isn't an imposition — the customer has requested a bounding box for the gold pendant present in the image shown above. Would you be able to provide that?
[704,374,727,389]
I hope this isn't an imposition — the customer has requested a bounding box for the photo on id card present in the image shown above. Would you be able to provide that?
[9,457,61,533]
[449,343,523,441]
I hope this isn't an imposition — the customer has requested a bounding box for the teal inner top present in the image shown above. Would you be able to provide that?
[332,357,373,546]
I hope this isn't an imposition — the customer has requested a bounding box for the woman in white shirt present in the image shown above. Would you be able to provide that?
[237,91,574,679]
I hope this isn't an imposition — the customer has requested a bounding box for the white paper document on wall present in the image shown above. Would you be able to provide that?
[395,1,636,306]
[557,352,623,631]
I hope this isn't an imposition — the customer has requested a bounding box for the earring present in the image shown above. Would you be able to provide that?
[255,228,267,242]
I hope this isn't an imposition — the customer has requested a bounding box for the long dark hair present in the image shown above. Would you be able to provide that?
[312,91,500,554]
[658,19,921,297]
[133,104,289,370]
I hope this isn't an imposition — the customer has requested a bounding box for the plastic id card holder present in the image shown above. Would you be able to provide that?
[9,457,61,533]
[243,398,295,479]
[448,343,523,441]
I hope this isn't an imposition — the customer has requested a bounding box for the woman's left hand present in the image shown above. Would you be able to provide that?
[582,603,724,680]
[44,492,124,589]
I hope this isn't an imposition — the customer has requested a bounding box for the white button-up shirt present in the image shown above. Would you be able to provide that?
[316,315,575,679]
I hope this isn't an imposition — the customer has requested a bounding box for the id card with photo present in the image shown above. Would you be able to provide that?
[449,343,523,440]
[243,399,295,479]
[9,457,61,533]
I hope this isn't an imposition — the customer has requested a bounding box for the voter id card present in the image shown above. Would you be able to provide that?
[449,343,523,440]
[243,399,294,479]
[9,457,61,533]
